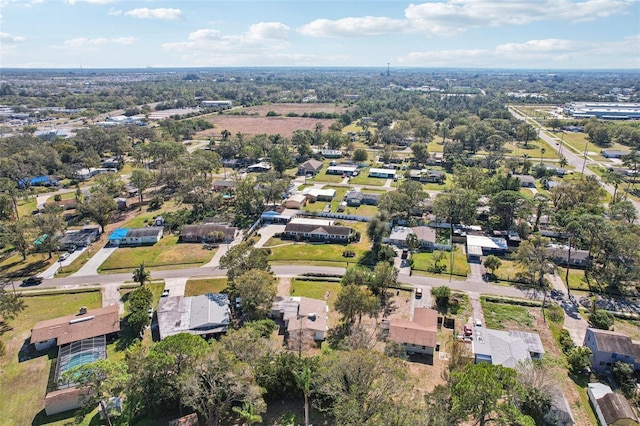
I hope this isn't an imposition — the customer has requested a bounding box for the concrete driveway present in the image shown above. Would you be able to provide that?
[38,248,86,278]
[254,224,286,248]
[72,246,117,277]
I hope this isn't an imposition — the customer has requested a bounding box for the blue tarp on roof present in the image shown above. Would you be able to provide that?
[108,228,129,241]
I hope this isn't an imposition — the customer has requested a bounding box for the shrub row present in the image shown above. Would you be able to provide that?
[480,295,543,307]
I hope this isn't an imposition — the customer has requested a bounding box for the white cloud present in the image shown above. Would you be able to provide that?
[163,22,291,54]
[124,8,182,20]
[298,16,405,37]
[67,0,119,4]
[0,32,26,42]
[107,8,121,16]
[297,0,636,38]
[62,36,135,48]
[404,0,635,34]
[396,35,640,68]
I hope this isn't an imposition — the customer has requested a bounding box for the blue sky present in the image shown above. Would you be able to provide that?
[1,0,638,69]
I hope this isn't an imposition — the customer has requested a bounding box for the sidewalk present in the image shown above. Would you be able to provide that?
[202,233,245,268]
[72,246,118,277]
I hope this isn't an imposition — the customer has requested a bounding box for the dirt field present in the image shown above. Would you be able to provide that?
[196,103,350,138]
[197,116,333,138]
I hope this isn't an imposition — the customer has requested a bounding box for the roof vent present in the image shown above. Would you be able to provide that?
[79,306,87,315]
[307,313,317,321]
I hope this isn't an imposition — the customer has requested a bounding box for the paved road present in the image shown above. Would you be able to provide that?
[509,107,640,215]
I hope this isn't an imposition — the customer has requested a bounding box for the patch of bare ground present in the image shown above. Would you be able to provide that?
[529,310,593,426]
[196,116,335,138]
[276,277,291,297]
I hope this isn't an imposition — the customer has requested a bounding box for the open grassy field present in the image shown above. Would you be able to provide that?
[309,167,345,184]
[502,141,559,160]
[98,234,215,273]
[0,251,55,280]
[290,279,340,310]
[349,168,387,186]
[196,115,337,139]
[184,278,229,296]
[0,291,102,426]
[411,247,469,277]
[481,300,534,329]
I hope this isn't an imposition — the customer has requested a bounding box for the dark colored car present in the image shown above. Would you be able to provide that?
[22,276,43,286]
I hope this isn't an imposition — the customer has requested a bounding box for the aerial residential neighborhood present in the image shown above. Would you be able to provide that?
[1,14,640,426]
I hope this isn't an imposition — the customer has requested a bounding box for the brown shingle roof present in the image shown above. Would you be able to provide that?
[31,305,120,346]
[388,308,438,348]
[284,223,352,236]
[411,226,436,243]
[591,329,640,357]
[598,392,637,424]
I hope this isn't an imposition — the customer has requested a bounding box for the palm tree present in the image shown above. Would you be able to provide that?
[232,401,262,426]
[539,147,546,165]
[132,262,150,286]
[521,154,532,174]
[294,367,312,426]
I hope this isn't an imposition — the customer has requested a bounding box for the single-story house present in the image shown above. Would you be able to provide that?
[59,227,100,250]
[246,162,271,173]
[562,125,584,133]
[369,168,397,179]
[544,179,560,190]
[157,293,231,340]
[212,180,236,192]
[44,198,77,211]
[387,307,438,355]
[19,175,59,188]
[584,328,640,372]
[345,191,380,207]
[283,193,308,209]
[315,149,343,158]
[31,305,120,416]
[100,158,120,169]
[492,230,522,247]
[326,165,358,176]
[411,226,438,249]
[261,206,299,223]
[179,224,237,244]
[472,328,545,368]
[601,150,630,159]
[298,159,323,176]
[408,169,445,183]
[545,386,575,426]
[289,217,334,226]
[108,227,163,247]
[31,305,120,352]
[511,174,536,188]
[587,383,638,426]
[465,235,509,262]
[383,226,436,249]
[271,296,329,346]
[546,245,591,268]
[283,222,353,243]
[302,187,336,202]
[222,158,250,169]
[74,167,117,180]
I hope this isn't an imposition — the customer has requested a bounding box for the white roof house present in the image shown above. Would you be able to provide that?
[472,328,545,368]
[289,217,335,227]
[301,188,336,200]
[157,293,230,340]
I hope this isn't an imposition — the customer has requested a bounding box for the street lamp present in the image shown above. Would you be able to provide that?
[558,131,566,157]
[581,140,589,177]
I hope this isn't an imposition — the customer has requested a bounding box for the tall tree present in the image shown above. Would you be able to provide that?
[132,262,151,286]
[515,235,554,319]
[130,168,155,210]
[33,207,66,259]
[219,241,271,282]
[78,191,117,234]
[366,216,389,259]
[181,342,265,426]
[0,218,32,260]
[234,269,277,321]
[451,362,522,426]
[0,283,26,321]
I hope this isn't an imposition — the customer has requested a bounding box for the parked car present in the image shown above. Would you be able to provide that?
[59,252,70,261]
[22,276,43,286]
[415,288,422,299]
[464,324,473,336]
[474,318,483,327]
[161,289,170,297]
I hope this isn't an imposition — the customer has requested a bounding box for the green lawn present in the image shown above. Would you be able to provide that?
[342,204,378,217]
[184,278,229,296]
[565,268,590,291]
[309,168,344,184]
[349,168,387,186]
[427,139,445,153]
[290,279,340,309]
[502,141,560,160]
[16,196,38,218]
[550,131,628,157]
[121,200,183,228]
[481,300,535,330]
[0,292,102,426]
[269,222,370,266]
[98,234,216,273]
[411,246,469,277]
[492,259,526,283]
[0,251,55,279]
